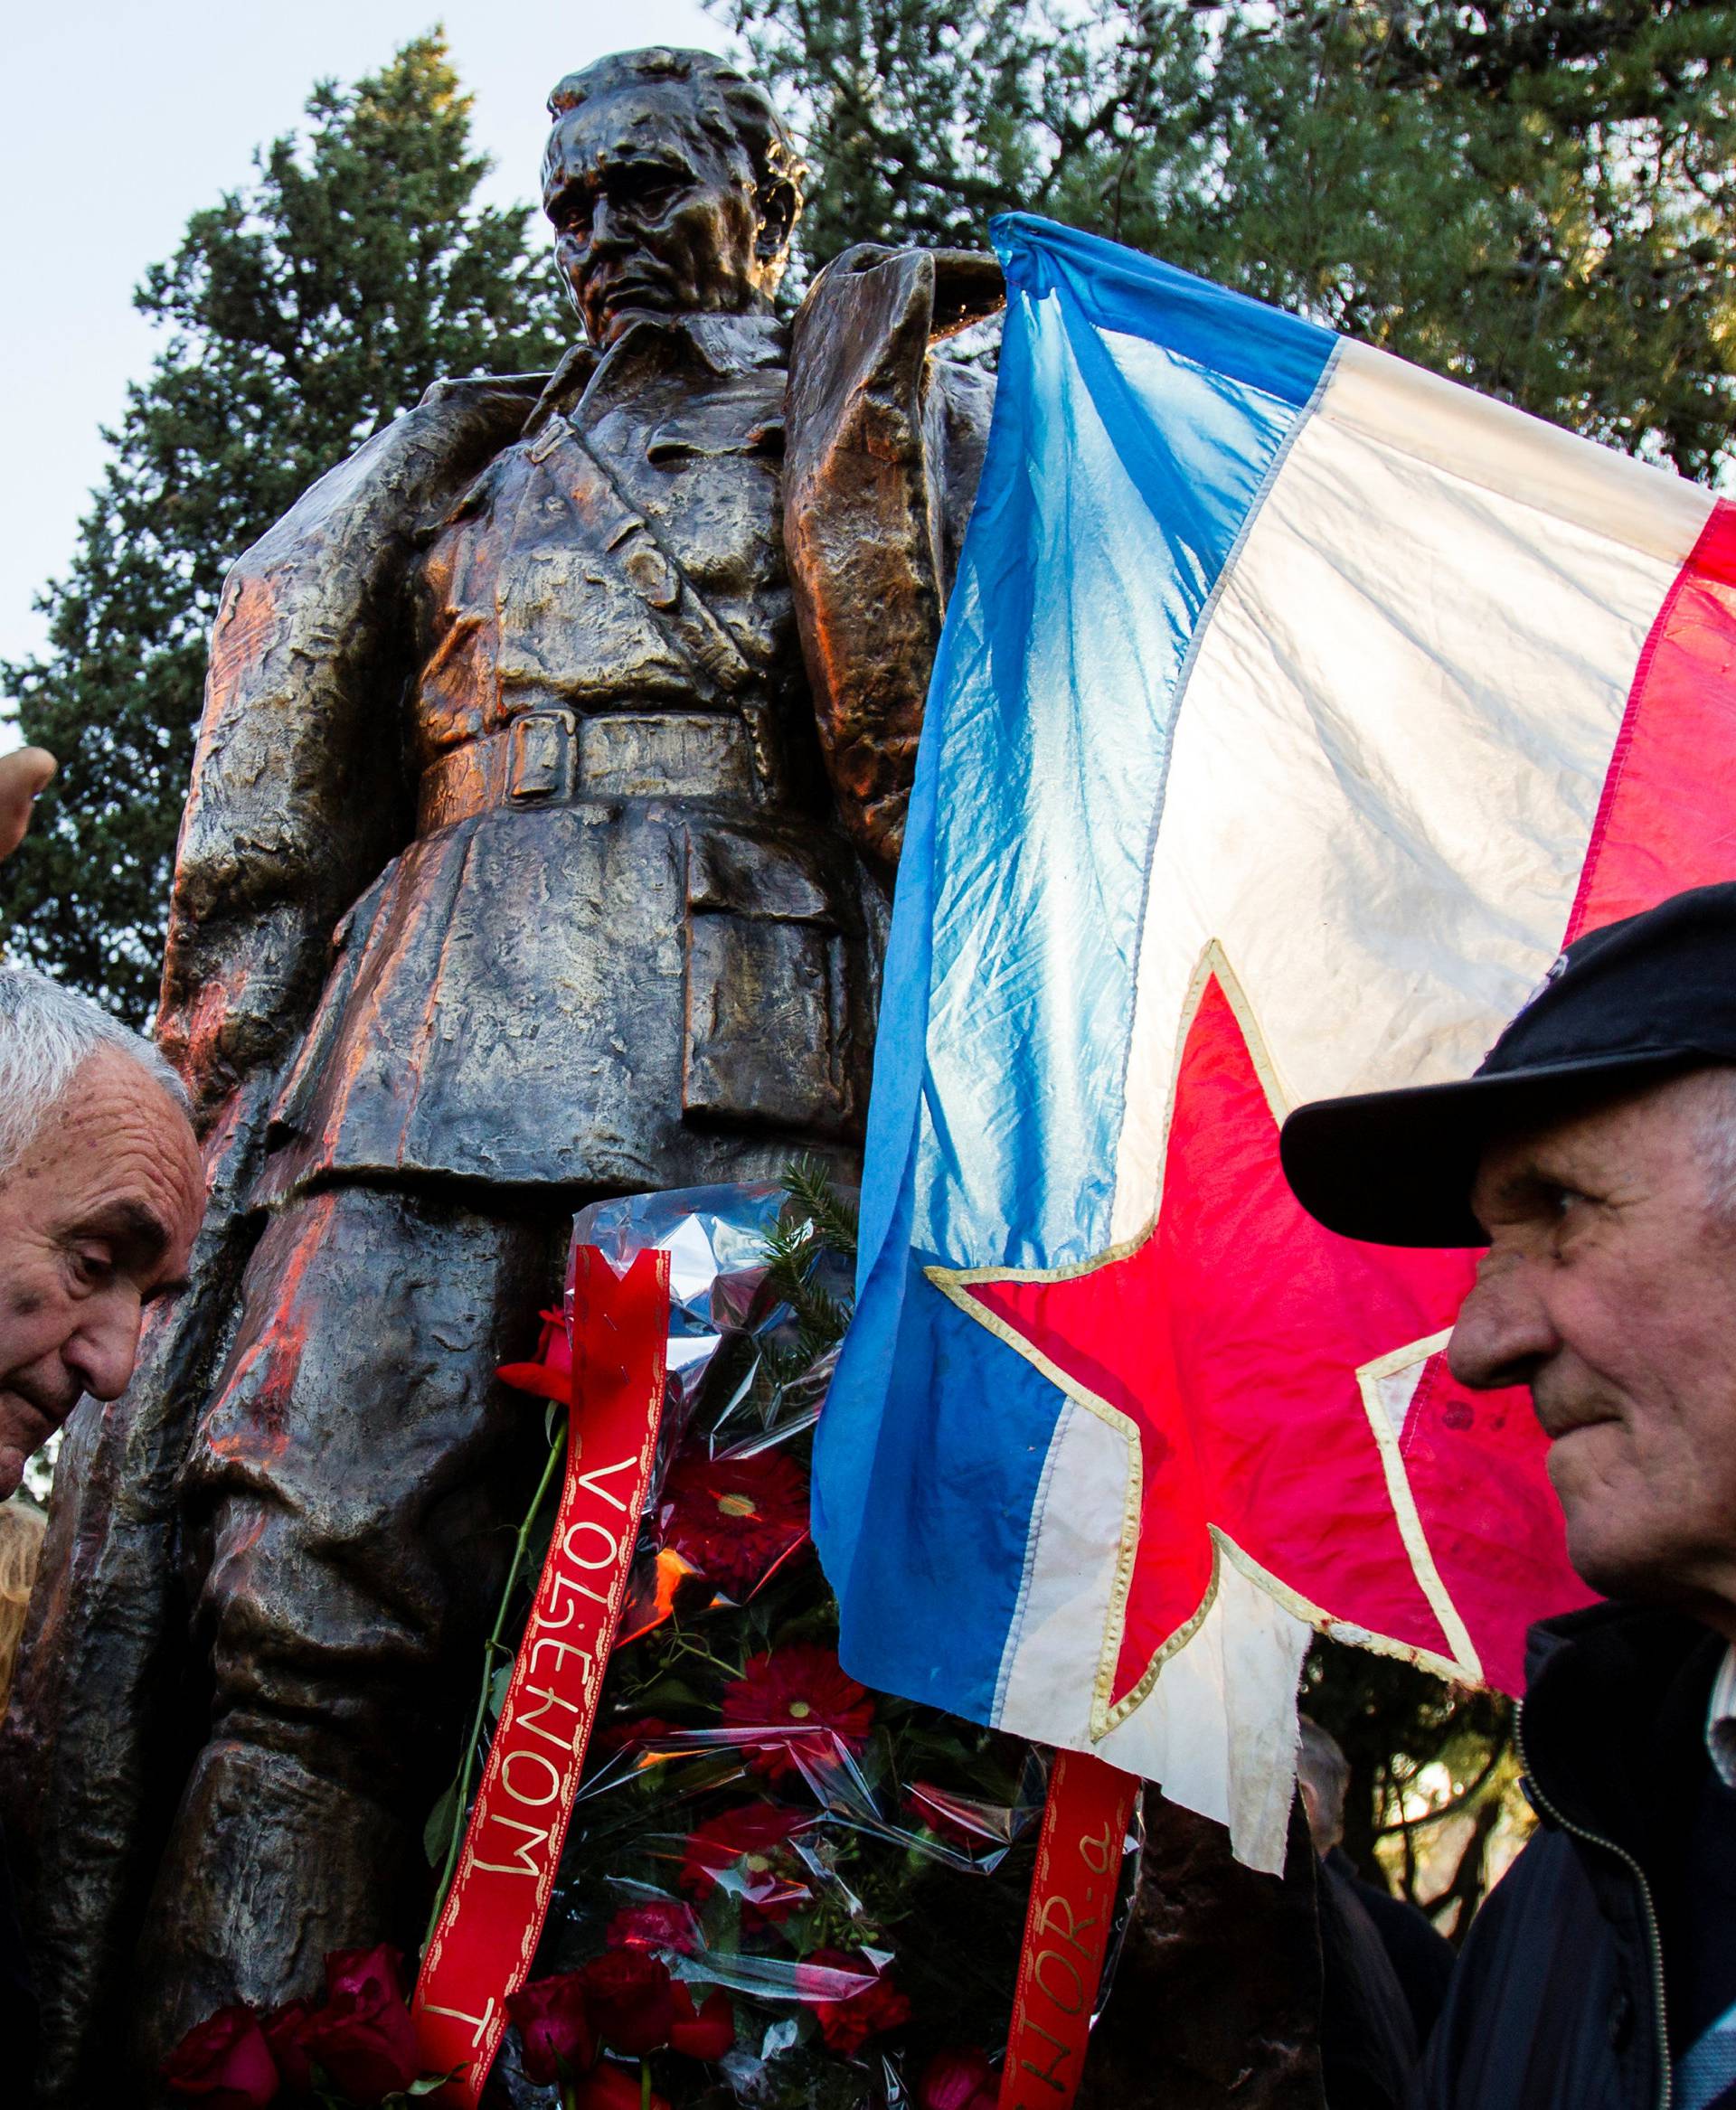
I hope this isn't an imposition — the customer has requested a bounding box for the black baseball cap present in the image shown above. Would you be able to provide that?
[1279,881,1736,1248]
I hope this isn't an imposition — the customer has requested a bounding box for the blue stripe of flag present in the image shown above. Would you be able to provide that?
[816,215,1337,1717]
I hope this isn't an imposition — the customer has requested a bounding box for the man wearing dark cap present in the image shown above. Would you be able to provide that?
[1281,881,1736,2110]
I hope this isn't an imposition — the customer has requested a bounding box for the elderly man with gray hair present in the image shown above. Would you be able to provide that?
[0,959,202,2086]
[0,966,202,1495]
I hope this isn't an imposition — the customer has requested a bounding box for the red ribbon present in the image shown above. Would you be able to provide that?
[998,1750,1141,2110]
[413,1246,672,2105]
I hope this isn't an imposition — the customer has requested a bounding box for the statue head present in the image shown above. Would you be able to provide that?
[542,49,806,350]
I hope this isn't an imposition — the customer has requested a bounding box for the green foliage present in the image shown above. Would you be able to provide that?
[1,33,571,1017]
[1305,1636,1524,1936]
[723,0,1212,263]
[723,0,1736,468]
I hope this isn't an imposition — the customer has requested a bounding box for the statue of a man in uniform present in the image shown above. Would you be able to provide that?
[3,49,999,2094]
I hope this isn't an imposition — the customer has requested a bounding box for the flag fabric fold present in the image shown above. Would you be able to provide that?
[815,212,1736,1871]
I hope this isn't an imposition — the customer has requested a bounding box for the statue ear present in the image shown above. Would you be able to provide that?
[756,176,800,264]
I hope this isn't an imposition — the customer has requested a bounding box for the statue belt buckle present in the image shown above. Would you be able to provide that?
[506,710,578,804]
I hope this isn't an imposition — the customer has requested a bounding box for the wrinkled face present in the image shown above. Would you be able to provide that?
[542,81,788,349]
[1448,1069,1736,1623]
[0,1050,203,1497]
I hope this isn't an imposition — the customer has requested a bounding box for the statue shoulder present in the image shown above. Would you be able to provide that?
[229,372,546,592]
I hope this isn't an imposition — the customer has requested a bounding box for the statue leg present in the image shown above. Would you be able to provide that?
[132,1182,565,2067]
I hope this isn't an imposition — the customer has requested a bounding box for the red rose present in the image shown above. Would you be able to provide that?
[259,2002,319,2095]
[574,2065,672,2110]
[580,1949,675,2055]
[796,1949,912,2056]
[668,1984,734,2059]
[678,1804,808,1924]
[498,1309,572,1403]
[505,1972,597,2086]
[161,2005,280,2109]
[919,2047,999,2110]
[297,1946,420,2105]
[605,1898,700,1956]
[659,1450,808,1595]
[719,1645,874,1780]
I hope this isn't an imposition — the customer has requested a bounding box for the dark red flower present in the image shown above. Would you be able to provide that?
[605,1898,700,1956]
[719,1645,874,1779]
[498,1309,571,1403]
[574,2065,672,2110]
[904,1783,1004,1851]
[659,1450,808,1595]
[919,2047,998,2110]
[160,2005,280,2109]
[668,1984,735,2059]
[506,1972,598,2086]
[580,1949,675,2055]
[678,1804,808,1924]
[592,1715,682,1760]
[297,1946,420,2105]
[259,2002,319,2096]
[795,1949,912,2056]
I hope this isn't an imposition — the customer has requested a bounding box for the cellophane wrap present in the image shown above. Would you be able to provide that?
[478,1179,1140,2107]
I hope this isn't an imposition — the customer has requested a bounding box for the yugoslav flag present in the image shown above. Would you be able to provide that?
[814,212,1736,1872]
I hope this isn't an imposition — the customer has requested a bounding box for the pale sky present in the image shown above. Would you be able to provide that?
[3,0,721,681]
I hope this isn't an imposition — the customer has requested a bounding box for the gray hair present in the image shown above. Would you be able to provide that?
[1297,1715,1351,1851]
[0,965,188,1176]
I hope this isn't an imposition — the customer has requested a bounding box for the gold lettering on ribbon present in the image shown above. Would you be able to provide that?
[422,1997,498,2045]
[472,1812,551,1879]
[998,1753,1139,2110]
[562,1514,626,1569]
[412,1248,672,2110]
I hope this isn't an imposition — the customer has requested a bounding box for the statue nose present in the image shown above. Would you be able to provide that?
[587,198,634,256]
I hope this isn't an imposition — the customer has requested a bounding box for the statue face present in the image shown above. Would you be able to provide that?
[542,81,790,349]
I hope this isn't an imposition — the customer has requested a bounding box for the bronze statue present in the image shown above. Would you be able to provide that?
[3,49,1001,2096]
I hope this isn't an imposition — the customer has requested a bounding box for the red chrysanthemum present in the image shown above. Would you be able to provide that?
[659,1450,808,1596]
[719,1645,873,1779]
[678,1804,808,1923]
[795,1949,912,2056]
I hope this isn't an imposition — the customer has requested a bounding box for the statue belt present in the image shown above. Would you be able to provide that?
[416,705,778,834]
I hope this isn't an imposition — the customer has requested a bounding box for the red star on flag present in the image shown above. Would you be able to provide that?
[930,947,1588,1723]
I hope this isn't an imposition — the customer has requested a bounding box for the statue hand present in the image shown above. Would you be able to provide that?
[824,244,1005,342]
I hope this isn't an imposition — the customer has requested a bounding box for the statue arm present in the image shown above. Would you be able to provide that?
[784,246,1002,872]
[155,379,539,1130]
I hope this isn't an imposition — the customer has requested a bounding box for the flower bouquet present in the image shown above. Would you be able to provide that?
[164,1171,1140,2110]
[439,1170,1141,2107]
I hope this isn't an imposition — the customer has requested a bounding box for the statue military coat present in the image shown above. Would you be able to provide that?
[2,245,996,2098]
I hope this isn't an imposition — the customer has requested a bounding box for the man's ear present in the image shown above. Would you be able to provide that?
[756,176,800,265]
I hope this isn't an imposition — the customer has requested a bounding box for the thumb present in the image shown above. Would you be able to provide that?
[0,748,57,862]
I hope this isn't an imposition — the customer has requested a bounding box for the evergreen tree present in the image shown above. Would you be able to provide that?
[726,1,1736,472]
[2,34,571,1019]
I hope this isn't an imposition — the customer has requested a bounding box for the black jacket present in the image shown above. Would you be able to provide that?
[1416,1601,1733,2110]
